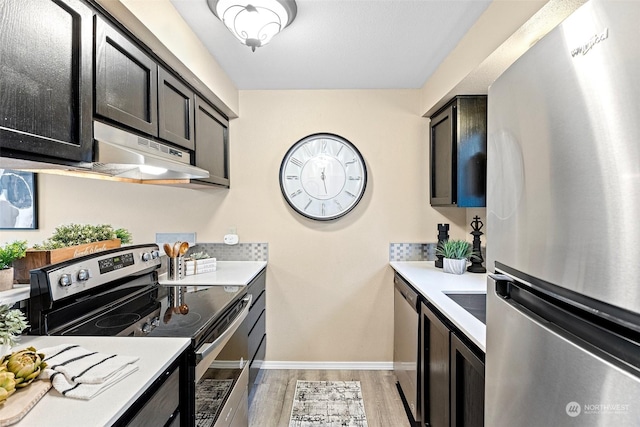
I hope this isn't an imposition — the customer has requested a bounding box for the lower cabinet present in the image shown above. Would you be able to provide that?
[421,302,485,427]
[245,268,266,400]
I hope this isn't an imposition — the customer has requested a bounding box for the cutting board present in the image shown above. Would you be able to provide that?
[0,380,51,426]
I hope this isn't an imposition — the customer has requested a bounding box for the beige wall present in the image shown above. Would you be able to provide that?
[0,89,468,362]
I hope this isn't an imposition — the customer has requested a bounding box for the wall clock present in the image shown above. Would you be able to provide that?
[279,133,367,221]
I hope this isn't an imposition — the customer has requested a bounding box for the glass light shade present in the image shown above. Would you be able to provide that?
[211,0,296,51]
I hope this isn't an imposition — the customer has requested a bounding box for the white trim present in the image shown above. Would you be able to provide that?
[261,361,393,370]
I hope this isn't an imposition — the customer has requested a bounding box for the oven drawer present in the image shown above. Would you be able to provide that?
[215,365,249,427]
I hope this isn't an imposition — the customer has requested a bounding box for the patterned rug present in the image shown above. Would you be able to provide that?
[289,380,368,427]
[195,379,234,427]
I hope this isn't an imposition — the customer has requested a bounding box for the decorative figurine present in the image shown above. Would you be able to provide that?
[435,223,449,268]
[467,216,486,273]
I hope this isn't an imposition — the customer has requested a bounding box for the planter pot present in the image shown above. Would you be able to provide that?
[443,258,467,275]
[12,239,121,284]
[0,267,14,291]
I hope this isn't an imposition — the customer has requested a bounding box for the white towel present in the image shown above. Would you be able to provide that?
[38,344,139,400]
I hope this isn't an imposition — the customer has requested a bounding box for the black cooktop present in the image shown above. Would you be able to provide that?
[148,285,246,344]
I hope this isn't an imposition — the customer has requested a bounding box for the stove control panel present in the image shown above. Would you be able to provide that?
[45,244,162,302]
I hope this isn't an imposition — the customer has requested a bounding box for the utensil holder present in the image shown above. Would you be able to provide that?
[168,256,184,280]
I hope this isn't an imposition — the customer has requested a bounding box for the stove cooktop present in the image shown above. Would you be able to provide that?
[148,285,246,343]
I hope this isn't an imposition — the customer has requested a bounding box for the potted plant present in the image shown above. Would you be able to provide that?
[436,239,476,275]
[13,224,132,283]
[0,241,27,291]
[0,304,28,355]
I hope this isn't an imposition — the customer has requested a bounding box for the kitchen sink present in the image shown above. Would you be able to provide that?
[445,293,486,325]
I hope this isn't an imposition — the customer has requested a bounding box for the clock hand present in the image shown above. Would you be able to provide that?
[321,168,327,193]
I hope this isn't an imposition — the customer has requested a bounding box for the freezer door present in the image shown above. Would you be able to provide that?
[486,276,640,426]
[486,0,640,313]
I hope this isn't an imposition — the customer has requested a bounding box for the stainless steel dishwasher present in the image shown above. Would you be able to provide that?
[393,273,421,426]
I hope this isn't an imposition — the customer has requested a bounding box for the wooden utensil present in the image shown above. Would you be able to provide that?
[179,242,189,257]
[163,243,173,258]
[173,241,181,259]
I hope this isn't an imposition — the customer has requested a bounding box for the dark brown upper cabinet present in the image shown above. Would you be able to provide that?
[158,67,195,151]
[193,96,230,187]
[429,95,487,207]
[0,0,93,164]
[95,16,158,137]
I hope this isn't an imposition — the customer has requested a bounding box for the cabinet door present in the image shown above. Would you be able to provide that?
[158,67,194,150]
[430,104,456,206]
[194,96,230,187]
[421,303,450,427]
[0,0,93,163]
[95,16,158,137]
[450,333,485,427]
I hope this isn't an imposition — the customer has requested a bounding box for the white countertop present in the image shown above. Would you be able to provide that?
[0,285,30,306]
[158,260,267,286]
[14,335,190,426]
[390,261,487,351]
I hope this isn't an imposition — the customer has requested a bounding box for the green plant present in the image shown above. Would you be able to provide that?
[32,223,132,250]
[0,241,27,270]
[0,304,28,346]
[436,239,476,260]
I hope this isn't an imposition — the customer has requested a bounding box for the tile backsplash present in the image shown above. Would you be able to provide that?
[389,243,437,261]
[187,243,268,261]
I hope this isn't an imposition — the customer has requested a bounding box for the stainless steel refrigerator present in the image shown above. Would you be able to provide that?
[486,0,640,425]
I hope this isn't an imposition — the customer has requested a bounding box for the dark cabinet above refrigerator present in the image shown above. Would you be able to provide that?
[429,95,487,207]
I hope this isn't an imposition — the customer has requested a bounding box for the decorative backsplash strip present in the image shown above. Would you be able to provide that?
[389,243,437,261]
[188,243,268,261]
[389,242,486,265]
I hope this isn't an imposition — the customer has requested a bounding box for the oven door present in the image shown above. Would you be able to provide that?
[194,295,251,427]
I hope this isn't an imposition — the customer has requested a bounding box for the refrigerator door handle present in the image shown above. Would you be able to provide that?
[489,273,514,299]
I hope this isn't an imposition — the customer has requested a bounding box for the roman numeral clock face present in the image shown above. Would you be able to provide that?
[279,133,368,221]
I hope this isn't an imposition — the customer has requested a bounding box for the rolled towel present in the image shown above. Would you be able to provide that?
[38,344,139,400]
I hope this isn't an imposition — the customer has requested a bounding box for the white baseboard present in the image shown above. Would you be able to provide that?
[261,361,393,370]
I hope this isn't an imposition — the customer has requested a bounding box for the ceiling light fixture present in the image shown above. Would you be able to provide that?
[207,0,297,52]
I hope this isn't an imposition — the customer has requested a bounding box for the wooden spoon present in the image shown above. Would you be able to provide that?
[173,241,181,259]
[163,243,173,258]
[178,242,189,257]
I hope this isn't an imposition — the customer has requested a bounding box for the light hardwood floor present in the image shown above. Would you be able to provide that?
[248,369,411,427]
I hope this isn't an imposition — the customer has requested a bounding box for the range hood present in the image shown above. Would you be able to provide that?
[91,121,209,180]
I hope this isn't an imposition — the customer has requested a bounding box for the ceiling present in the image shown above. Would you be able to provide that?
[170,0,492,90]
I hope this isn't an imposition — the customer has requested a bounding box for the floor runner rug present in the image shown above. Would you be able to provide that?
[289,380,368,427]
[195,379,234,427]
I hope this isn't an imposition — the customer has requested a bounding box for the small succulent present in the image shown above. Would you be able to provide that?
[0,367,16,404]
[32,223,132,250]
[436,239,477,261]
[188,251,211,260]
[0,240,27,270]
[0,304,28,347]
[1,347,47,388]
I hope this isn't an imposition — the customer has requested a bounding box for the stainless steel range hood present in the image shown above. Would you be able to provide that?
[92,121,209,180]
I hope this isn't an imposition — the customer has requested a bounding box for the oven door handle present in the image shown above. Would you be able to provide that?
[195,295,252,363]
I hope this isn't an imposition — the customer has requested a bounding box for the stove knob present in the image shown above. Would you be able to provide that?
[141,322,152,334]
[141,252,152,262]
[59,274,72,287]
[151,250,160,259]
[77,269,90,282]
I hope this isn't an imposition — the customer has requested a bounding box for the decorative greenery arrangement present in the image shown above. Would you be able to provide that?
[0,304,28,347]
[0,241,27,270]
[0,346,47,404]
[436,239,477,261]
[32,223,132,250]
